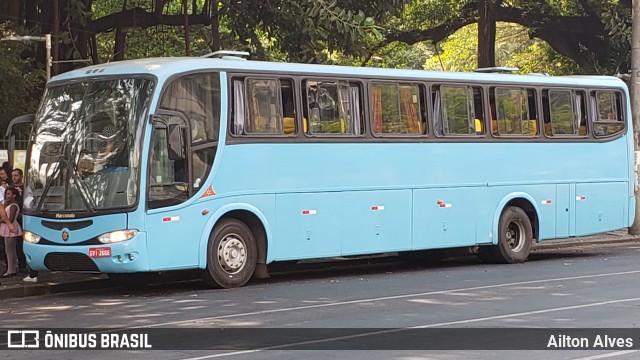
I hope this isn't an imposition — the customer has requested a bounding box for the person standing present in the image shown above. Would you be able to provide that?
[1,162,13,186]
[0,168,6,267]
[11,168,30,275]
[1,187,21,277]
[0,168,9,190]
[11,168,23,196]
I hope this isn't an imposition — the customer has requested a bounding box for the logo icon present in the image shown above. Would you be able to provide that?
[7,330,40,348]
[62,231,69,241]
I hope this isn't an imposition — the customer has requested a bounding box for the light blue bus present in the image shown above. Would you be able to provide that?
[21,52,635,288]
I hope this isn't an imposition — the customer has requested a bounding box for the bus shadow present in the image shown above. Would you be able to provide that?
[65,246,609,297]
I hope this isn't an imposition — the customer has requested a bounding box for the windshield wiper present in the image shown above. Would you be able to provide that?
[36,143,95,214]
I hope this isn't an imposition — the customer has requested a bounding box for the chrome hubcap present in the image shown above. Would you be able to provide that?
[505,220,525,252]
[217,233,246,274]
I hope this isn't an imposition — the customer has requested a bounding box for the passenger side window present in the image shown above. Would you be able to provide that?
[160,73,220,143]
[247,78,282,134]
[490,87,538,136]
[148,116,188,209]
[433,85,483,136]
[231,77,295,136]
[592,91,625,137]
[371,82,424,135]
[150,72,220,209]
[542,89,587,137]
[304,80,363,135]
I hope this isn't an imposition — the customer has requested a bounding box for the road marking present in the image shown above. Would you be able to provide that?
[413,296,640,327]
[572,350,640,360]
[181,350,260,359]
[176,296,640,359]
[140,269,640,328]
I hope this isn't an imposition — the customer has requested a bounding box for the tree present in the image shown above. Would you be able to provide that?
[424,22,580,75]
[0,23,44,138]
[375,0,632,75]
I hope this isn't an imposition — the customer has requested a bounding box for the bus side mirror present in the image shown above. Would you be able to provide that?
[167,124,185,161]
[6,114,35,169]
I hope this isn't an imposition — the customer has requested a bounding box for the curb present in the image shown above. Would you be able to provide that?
[0,277,110,301]
[533,234,640,250]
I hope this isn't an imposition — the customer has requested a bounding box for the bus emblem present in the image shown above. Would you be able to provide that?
[200,184,216,198]
[62,231,69,241]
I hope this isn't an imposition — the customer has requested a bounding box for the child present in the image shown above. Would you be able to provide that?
[1,187,22,277]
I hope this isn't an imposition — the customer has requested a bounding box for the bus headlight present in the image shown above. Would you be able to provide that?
[23,231,41,244]
[98,230,138,244]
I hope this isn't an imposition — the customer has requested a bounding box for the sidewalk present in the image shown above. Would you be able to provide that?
[0,230,638,300]
[0,271,108,300]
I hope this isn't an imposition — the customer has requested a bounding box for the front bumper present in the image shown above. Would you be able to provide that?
[23,231,149,273]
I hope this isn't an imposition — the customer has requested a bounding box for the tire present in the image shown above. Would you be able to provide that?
[480,206,533,264]
[203,218,257,289]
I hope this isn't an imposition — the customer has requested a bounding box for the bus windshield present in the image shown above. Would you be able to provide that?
[24,78,154,215]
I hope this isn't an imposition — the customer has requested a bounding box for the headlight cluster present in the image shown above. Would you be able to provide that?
[23,231,41,244]
[23,229,138,244]
[98,230,138,244]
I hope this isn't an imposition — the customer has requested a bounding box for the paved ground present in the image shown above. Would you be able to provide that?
[0,230,638,300]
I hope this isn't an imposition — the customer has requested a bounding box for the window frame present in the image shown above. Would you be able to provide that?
[432,83,485,137]
[542,88,589,138]
[369,80,426,137]
[228,76,298,138]
[489,86,539,138]
[303,78,365,137]
[592,90,626,138]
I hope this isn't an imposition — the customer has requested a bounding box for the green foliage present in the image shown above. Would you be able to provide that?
[0,23,46,140]
[423,22,580,75]
[599,3,631,74]
[424,24,478,72]
[255,0,405,63]
[1,0,637,135]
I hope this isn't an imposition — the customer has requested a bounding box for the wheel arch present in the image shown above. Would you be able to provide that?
[492,193,540,245]
[198,203,271,270]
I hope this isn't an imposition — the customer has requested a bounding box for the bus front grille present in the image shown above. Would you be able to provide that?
[44,252,100,272]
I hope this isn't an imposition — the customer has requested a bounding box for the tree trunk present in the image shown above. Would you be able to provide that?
[629,0,640,234]
[183,0,190,56]
[477,0,496,68]
[113,0,128,60]
[210,0,220,51]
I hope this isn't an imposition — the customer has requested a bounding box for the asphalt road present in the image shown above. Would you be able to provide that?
[1,241,640,360]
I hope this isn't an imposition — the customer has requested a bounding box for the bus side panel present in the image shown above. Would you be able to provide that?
[555,184,571,239]
[146,196,235,270]
[274,192,341,261]
[574,182,627,236]
[412,187,478,249]
[340,189,411,256]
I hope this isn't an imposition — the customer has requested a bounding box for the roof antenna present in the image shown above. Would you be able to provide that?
[202,50,250,60]
[473,67,519,73]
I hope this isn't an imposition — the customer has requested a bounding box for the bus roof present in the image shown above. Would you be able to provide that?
[50,56,627,89]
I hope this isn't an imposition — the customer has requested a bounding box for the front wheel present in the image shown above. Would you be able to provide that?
[479,206,533,264]
[203,219,257,288]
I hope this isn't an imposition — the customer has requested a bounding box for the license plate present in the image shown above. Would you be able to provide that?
[88,247,111,258]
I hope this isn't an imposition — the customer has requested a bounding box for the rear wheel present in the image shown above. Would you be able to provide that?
[204,218,257,288]
[479,206,533,264]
